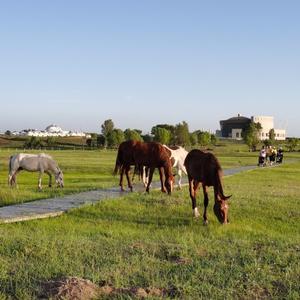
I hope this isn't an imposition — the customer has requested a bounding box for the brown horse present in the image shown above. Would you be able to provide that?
[114,141,174,194]
[113,140,138,192]
[184,149,231,224]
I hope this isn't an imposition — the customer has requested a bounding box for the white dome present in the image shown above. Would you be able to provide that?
[45,124,63,133]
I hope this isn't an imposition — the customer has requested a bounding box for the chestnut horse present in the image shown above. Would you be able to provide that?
[184,149,231,224]
[114,141,174,194]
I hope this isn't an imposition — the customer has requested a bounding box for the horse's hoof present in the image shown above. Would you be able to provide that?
[193,208,200,218]
[203,220,208,226]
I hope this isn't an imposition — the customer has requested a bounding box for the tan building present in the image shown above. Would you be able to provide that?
[219,115,286,141]
[251,116,286,140]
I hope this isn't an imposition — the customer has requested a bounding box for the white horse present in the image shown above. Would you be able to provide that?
[8,153,64,190]
[140,145,188,189]
[163,145,188,189]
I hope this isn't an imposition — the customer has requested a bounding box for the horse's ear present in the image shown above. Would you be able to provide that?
[224,195,232,201]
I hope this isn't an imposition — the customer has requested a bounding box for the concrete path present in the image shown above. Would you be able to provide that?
[0,165,258,224]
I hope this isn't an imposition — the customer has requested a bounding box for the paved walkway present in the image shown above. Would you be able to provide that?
[0,165,258,224]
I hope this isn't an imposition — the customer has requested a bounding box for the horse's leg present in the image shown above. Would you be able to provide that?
[177,168,182,189]
[142,166,148,187]
[188,177,200,218]
[46,171,52,187]
[202,185,209,225]
[144,167,150,187]
[125,165,133,192]
[119,166,125,191]
[146,168,154,193]
[38,171,44,190]
[10,170,20,188]
[159,167,166,193]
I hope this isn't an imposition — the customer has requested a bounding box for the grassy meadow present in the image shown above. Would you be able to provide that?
[0,145,258,207]
[0,145,299,299]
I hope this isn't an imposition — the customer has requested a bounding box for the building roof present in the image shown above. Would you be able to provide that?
[220,115,251,124]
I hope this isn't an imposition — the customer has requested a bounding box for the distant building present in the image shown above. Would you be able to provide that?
[12,124,91,138]
[220,114,251,140]
[251,116,286,141]
[219,114,286,141]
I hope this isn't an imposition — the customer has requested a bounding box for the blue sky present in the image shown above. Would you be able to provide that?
[0,0,299,136]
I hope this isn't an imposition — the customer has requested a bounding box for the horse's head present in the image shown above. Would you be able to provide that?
[213,195,231,224]
[164,173,176,195]
[55,170,64,188]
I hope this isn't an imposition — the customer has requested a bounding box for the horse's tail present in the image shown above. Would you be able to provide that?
[113,148,123,175]
[216,169,231,201]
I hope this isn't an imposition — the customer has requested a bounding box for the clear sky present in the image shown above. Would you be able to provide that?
[0,0,299,136]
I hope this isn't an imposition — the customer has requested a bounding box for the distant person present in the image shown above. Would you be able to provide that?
[258,146,267,166]
[277,147,284,163]
[269,146,277,165]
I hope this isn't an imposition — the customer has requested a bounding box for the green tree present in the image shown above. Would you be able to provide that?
[198,131,211,147]
[24,136,43,149]
[107,129,125,148]
[242,122,262,151]
[287,138,298,152]
[268,128,276,144]
[124,129,143,142]
[152,127,171,144]
[101,119,114,147]
[141,134,153,143]
[151,124,175,143]
[5,130,11,136]
[190,132,198,146]
[46,136,57,147]
[174,121,190,146]
[211,134,218,145]
[97,134,106,147]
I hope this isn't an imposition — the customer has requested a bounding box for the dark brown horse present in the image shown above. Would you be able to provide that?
[114,141,174,194]
[184,149,231,224]
[113,140,138,192]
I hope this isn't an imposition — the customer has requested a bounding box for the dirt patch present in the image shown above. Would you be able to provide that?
[40,276,100,300]
[99,285,180,298]
[40,277,181,299]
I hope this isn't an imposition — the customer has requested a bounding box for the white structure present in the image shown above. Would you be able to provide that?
[251,116,286,141]
[12,124,91,138]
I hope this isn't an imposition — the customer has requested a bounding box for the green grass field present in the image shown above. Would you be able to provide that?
[0,149,299,299]
[0,148,258,207]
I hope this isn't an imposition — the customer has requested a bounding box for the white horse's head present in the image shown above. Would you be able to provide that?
[55,169,64,188]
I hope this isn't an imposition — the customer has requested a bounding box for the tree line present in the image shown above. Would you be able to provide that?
[88,119,217,149]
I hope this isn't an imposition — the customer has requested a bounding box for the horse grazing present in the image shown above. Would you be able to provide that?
[8,153,64,190]
[114,141,174,194]
[163,145,188,189]
[184,149,231,224]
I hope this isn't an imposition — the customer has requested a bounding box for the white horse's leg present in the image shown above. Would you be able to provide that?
[142,166,148,187]
[177,169,182,189]
[38,171,43,190]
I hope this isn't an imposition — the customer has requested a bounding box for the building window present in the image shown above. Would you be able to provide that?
[236,132,240,138]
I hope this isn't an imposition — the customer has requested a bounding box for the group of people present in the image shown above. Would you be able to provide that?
[258,145,284,167]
